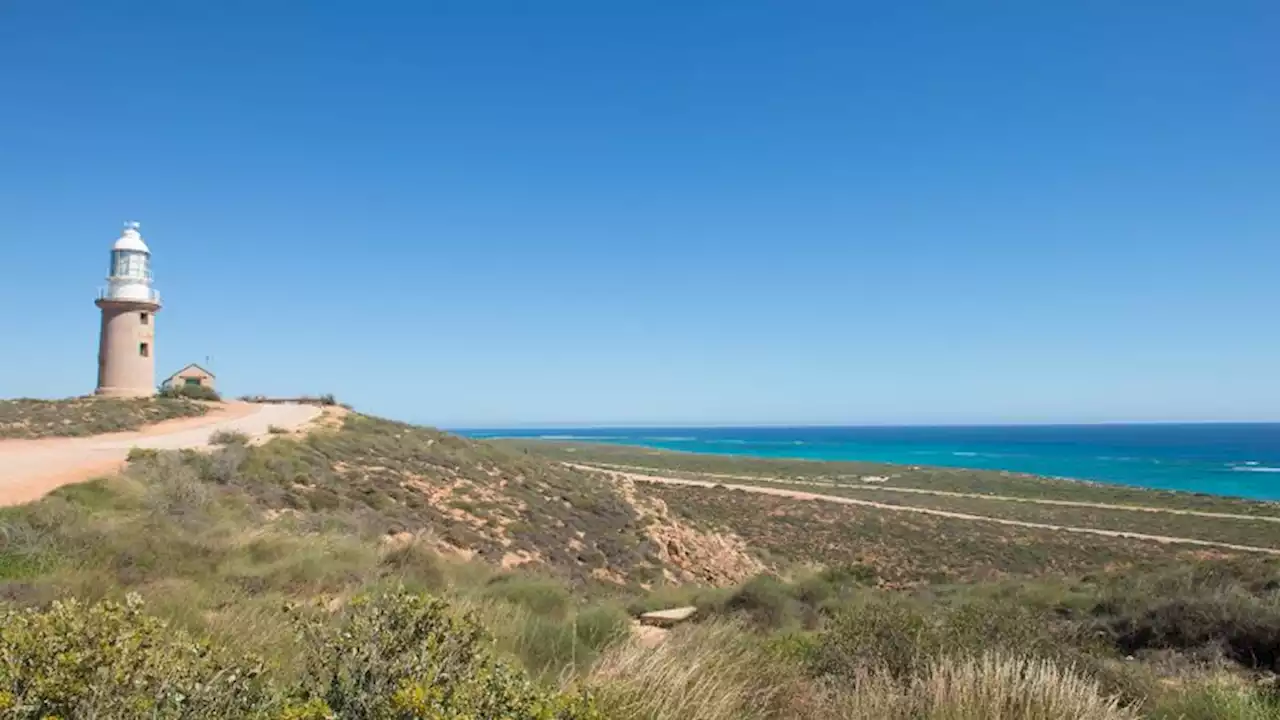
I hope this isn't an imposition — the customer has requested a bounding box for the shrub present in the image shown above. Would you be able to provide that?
[1089,566,1280,671]
[0,591,603,719]
[126,446,159,462]
[723,574,802,629]
[0,594,277,718]
[160,384,221,401]
[808,592,1073,681]
[209,429,250,446]
[808,593,932,679]
[267,424,289,435]
[1146,680,1280,720]
[289,588,601,719]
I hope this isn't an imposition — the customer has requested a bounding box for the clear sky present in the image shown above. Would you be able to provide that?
[1,2,1276,427]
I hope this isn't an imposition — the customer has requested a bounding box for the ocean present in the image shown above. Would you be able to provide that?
[460,424,1280,501]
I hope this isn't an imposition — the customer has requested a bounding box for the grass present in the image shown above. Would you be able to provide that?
[1146,681,1280,719]
[831,653,1139,720]
[588,620,803,720]
[0,454,636,687]
[233,414,683,586]
[6,412,1280,716]
[644,475,1280,550]
[0,396,208,439]
[510,440,1280,517]
[636,482,1219,585]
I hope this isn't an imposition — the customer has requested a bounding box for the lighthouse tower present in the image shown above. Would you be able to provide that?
[95,222,161,397]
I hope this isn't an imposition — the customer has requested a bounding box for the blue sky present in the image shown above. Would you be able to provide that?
[1,1,1276,427]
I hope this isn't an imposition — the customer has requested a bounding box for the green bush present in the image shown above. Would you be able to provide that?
[160,384,221,401]
[0,591,602,719]
[723,574,802,629]
[807,593,1075,681]
[808,593,933,679]
[289,589,601,719]
[0,594,276,718]
[1088,564,1280,671]
[126,446,159,462]
[209,429,251,446]
[1146,681,1280,720]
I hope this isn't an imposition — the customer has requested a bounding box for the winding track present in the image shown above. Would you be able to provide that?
[0,402,320,507]
[570,462,1280,556]
[572,461,1280,524]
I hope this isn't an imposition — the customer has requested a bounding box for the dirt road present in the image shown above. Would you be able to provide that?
[573,463,1280,556]
[0,402,321,506]
[574,461,1280,524]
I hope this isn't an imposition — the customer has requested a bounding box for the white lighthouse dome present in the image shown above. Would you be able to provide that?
[112,222,150,253]
[100,221,159,305]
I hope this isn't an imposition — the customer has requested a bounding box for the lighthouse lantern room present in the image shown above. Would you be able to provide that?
[95,222,162,397]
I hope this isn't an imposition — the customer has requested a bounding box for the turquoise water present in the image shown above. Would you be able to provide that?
[461,424,1280,501]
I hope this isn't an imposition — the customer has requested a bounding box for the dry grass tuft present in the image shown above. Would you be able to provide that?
[819,652,1138,720]
[585,620,801,720]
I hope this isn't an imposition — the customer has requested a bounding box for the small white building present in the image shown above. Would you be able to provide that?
[162,364,217,393]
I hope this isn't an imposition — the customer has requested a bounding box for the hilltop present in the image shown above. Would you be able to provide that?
[0,396,208,439]
[3,411,1280,717]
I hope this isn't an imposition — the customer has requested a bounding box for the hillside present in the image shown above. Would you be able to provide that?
[4,414,1280,717]
[0,396,208,439]
[513,440,1280,554]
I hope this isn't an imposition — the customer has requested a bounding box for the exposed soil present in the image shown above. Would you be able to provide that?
[0,402,319,507]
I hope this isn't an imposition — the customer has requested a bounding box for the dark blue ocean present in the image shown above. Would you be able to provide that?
[460,425,1280,501]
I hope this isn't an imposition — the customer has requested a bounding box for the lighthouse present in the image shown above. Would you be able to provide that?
[95,222,161,397]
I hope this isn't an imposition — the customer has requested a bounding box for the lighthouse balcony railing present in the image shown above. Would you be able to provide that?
[97,287,161,304]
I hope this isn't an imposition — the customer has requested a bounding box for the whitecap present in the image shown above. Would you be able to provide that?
[536,434,624,440]
[1232,466,1280,473]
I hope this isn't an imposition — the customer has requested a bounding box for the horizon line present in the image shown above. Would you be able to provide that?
[446,419,1280,431]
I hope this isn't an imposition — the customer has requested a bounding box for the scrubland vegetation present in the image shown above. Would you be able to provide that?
[0,396,208,439]
[159,383,222,402]
[3,413,1280,717]
[516,440,1280,517]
